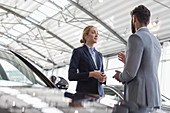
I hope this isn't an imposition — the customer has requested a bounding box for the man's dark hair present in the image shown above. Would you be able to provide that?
[131,5,151,25]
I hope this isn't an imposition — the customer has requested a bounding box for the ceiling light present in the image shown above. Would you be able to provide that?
[122,33,125,36]
[99,0,103,3]
[152,17,159,26]
[154,34,158,37]
[153,21,157,26]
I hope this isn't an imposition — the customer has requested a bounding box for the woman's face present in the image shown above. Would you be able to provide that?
[85,27,98,44]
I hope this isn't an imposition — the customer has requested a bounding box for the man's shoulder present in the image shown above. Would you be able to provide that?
[130,28,149,40]
[128,33,144,46]
[129,33,141,40]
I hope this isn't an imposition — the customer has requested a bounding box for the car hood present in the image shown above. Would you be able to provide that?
[0,86,114,113]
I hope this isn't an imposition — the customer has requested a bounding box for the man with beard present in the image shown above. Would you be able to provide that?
[113,5,161,113]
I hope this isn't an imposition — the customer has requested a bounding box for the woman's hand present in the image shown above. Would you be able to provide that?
[89,71,107,83]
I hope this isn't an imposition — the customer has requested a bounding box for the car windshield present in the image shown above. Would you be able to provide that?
[0,50,46,87]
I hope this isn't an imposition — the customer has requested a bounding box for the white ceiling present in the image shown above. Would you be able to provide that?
[0,0,170,70]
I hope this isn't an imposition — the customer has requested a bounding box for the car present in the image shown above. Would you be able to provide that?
[0,49,115,113]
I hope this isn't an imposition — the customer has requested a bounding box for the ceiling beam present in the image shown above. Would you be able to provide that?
[0,31,57,66]
[21,43,57,65]
[0,33,44,69]
[153,0,170,10]
[0,5,74,49]
[67,0,127,45]
[21,54,44,69]
[48,0,63,10]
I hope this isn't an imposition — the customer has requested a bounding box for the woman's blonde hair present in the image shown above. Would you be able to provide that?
[80,25,94,44]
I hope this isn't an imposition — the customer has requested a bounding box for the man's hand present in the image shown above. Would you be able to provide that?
[101,73,107,83]
[113,70,121,82]
[118,52,126,64]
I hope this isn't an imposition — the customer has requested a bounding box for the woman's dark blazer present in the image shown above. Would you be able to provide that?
[68,45,104,94]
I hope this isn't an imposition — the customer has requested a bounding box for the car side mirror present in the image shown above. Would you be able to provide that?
[56,76,69,90]
[50,75,69,90]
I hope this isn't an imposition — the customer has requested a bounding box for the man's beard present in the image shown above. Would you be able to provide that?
[131,19,136,34]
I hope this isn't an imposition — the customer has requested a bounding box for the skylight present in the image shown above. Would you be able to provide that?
[50,0,70,9]
[0,35,12,45]
[21,20,34,28]
[38,2,60,17]
[29,10,47,22]
[13,24,30,34]
[8,29,21,37]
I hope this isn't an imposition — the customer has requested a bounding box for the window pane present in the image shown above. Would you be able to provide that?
[107,56,124,70]
[105,56,124,86]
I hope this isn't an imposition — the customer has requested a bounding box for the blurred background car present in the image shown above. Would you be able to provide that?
[103,85,170,113]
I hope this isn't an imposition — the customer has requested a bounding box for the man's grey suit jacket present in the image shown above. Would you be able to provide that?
[119,27,161,107]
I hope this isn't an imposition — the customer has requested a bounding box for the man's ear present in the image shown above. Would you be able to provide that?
[133,15,136,23]
[147,21,150,25]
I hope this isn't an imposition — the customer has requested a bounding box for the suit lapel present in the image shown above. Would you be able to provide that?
[95,51,101,70]
[82,45,96,69]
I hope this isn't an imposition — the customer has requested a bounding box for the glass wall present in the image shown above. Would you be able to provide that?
[158,42,170,98]
[104,56,124,86]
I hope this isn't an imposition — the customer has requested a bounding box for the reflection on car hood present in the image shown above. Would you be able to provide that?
[0,80,44,87]
[0,80,32,87]
[0,87,114,113]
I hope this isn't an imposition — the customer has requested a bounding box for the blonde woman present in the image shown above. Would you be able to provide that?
[68,26,106,95]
